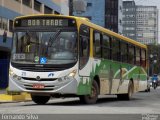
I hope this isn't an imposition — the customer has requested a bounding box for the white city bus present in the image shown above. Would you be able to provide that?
[9,14,148,104]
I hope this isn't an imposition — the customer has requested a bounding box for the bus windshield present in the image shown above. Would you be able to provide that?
[11,31,77,65]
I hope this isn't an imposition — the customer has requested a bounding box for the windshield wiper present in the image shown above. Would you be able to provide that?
[48,30,61,47]
[45,30,61,54]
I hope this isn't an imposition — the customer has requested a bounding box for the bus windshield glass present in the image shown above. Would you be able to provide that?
[11,31,77,65]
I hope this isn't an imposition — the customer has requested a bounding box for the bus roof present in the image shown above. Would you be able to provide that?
[14,14,147,49]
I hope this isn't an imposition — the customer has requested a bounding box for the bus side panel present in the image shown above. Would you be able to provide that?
[88,59,127,95]
[117,65,147,93]
[77,58,92,95]
[85,58,148,95]
[92,59,129,95]
[92,59,110,95]
[139,68,148,91]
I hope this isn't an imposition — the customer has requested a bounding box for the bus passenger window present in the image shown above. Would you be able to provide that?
[128,45,135,64]
[112,38,120,61]
[80,37,88,56]
[141,49,146,67]
[102,34,111,59]
[136,48,140,66]
[79,25,90,69]
[94,32,102,58]
[121,42,128,63]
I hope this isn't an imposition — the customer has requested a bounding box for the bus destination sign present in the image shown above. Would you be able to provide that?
[15,18,75,27]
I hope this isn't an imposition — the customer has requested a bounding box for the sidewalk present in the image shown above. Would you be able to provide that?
[0,89,31,103]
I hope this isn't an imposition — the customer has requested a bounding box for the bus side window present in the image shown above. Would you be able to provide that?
[141,49,146,68]
[112,37,120,61]
[136,48,140,66]
[102,34,111,59]
[128,45,135,64]
[79,25,90,70]
[121,42,128,63]
[93,32,102,58]
[80,36,88,56]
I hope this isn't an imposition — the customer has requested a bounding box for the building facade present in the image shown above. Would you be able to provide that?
[105,0,123,33]
[122,1,158,45]
[52,0,69,15]
[73,0,105,27]
[122,1,136,40]
[136,6,158,44]
[73,0,123,34]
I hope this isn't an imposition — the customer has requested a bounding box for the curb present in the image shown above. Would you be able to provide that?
[0,92,31,102]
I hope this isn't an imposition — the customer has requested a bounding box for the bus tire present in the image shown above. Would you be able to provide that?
[117,81,133,100]
[31,95,50,105]
[79,80,99,104]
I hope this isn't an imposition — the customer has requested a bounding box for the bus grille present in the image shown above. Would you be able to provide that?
[11,62,76,72]
[22,77,57,81]
[15,66,65,72]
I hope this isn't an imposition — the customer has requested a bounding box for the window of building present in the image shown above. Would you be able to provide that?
[129,34,135,36]
[114,16,117,23]
[87,3,92,7]
[22,0,32,8]
[34,0,41,12]
[44,6,53,14]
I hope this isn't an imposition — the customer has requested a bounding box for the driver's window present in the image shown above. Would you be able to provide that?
[79,25,90,70]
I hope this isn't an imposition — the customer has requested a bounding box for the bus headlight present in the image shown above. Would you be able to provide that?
[68,70,77,77]
[58,70,77,82]
[9,69,14,76]
[9,69,17,79]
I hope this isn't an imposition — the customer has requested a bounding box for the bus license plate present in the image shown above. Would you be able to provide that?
[32,84,45,89]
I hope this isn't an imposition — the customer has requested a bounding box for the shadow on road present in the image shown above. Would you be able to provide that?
[23,96,142,107]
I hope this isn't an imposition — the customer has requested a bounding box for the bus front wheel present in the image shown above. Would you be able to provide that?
[79,80,99,104]
[31,94,50,105]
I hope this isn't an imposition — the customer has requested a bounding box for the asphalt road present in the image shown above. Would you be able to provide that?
[0,87,160,120]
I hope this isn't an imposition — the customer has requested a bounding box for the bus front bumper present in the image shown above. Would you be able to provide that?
[9,77,78,94]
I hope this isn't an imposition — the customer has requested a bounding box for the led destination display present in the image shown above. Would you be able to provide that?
[14,18,76,27]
